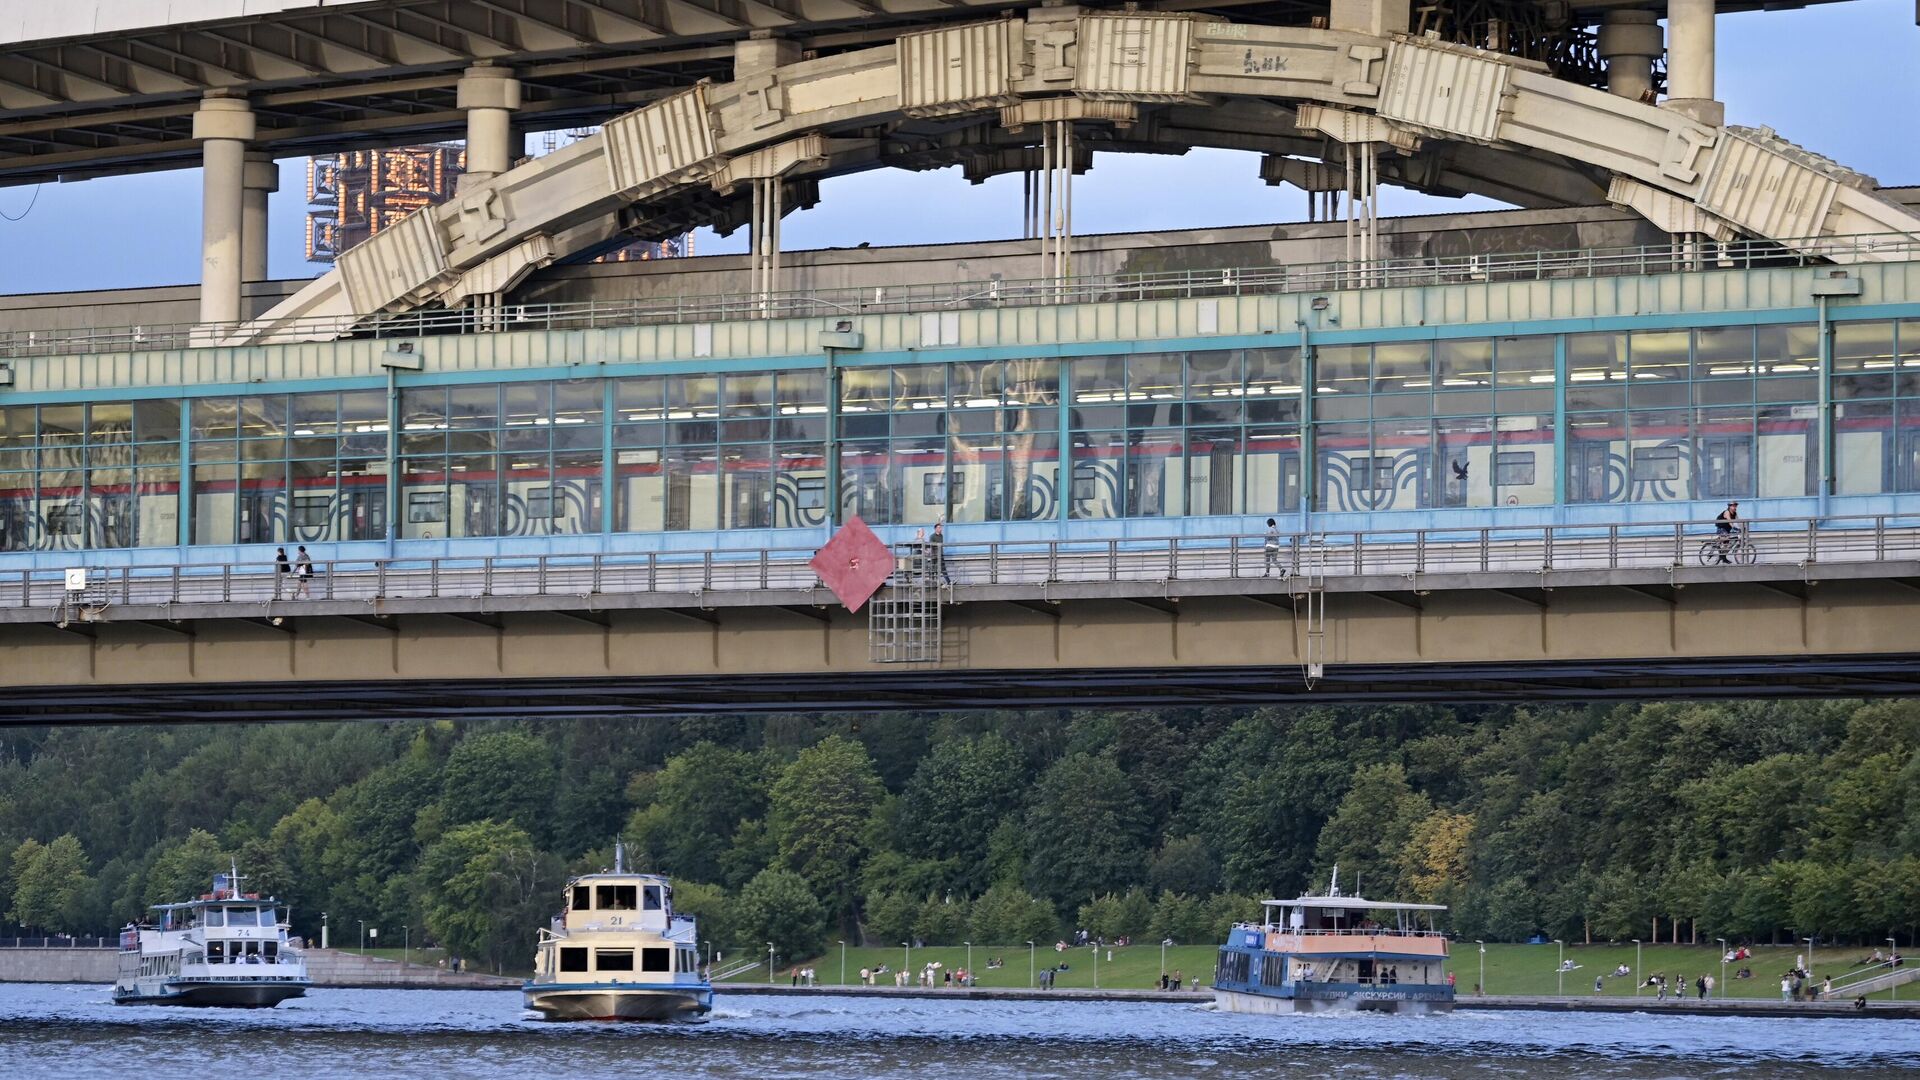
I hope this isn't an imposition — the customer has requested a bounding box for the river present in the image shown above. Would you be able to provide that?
[3,984,1918,1078]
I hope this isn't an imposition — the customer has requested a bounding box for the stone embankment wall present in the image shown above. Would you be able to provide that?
[0,947,517,989]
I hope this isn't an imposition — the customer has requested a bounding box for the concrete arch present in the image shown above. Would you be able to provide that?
[234,12,1920,343]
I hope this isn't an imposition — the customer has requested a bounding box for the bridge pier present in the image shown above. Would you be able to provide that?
[191,92,255,328]
[1664,0,1724,127]
[1597,10,1662,101]
[456,63,521,188]
[240,151,277,283]
[1328,0,1410,37]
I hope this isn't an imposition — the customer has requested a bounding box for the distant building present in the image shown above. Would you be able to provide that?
[306,136,690,266]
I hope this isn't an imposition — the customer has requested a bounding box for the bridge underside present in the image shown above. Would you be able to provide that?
[10,657,1920,725]
[7,574,1920,723]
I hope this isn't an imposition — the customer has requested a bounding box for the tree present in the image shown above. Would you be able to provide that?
[734,868,827,964]
[1312,763,1431,897]
[1479,877,1539,942]
[967,883,1058,944]
[1148,835,1220,897]
[669,880,735,954]
[1148,891,1210,945]
[143,829,229,908]
[415,820,562,973]
[1023,752,1147,907]
[1398,810,1472,904]
[897,735,1027,887]
[10,835,92,933]
[626,743,774,885]
[768,737,882,917]
[915,893,969,944]
[439,730,557,841]
[861,890,918,947]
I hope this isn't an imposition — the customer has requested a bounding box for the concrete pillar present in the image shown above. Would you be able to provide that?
[456,64,521,187]
[192,93,256,327]
[734,30,800,81]
[1597,10,1662,101]
[241,151,278,283]
[1328,0,1410,37]
[1664,0,1724,126]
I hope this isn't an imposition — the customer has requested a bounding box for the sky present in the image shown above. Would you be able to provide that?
[0,0,1915,295]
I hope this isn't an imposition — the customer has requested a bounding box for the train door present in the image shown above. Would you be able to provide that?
[1696,436,1754,499]
[341,488,385,541]
[1900,429,1920,491]
[1569,442,1612,503]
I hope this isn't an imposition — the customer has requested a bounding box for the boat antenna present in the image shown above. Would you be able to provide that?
[1329,864,1341,898]
[613,837,626,875]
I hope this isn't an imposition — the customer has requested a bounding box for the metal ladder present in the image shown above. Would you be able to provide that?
[1300,534,1329,686]
[868,542,942,663]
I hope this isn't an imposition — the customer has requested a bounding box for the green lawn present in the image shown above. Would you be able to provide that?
[741,941,1909,1000]
[330,945,450,968]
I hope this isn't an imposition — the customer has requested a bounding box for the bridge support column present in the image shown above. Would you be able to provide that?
[1329,0,1410,36]
[241,151,277,283]
[1664,0,1724,126]
[457,64,521,188]
[750,176,783,313]
[1039,120,1074,285]
[192,93,256,328]
[1597,10,1662,101]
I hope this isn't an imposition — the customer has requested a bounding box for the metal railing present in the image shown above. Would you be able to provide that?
[0,935,115,948]
[10,513,1919,617]
[5,232,1916,360]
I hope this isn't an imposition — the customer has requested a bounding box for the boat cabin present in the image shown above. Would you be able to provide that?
[564,873,671,933]
[1259,897,1447,936]
[143,897,291,965]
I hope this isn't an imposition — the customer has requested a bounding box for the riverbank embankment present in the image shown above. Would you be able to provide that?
[0,947,518,989]
[719,983,1920,1018]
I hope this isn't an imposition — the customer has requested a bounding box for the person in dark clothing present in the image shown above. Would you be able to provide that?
[274,547,290,596]
[1713,501,1739,563]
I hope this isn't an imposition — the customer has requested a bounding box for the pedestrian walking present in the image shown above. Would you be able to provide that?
[274,547,290,597]
[294,545,314,598]
[1262,518,1283,577]
[930,520,950,585]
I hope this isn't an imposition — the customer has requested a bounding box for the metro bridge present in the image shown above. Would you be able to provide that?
[3,0,1920,719]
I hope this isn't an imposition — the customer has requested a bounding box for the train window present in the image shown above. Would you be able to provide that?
[924,472,962,505]
[294,496,331,529]
[1494,452,1536,487]
[1350,456,1395,491]
[1630,447,1681,482]
[795,477,826,510]
[46,503,82,535]
[407,491,447,523]
[527,487,556,519]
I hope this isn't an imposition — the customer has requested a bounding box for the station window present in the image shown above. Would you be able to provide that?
[642,948,671,973]
[596,949,635,972]
[560,948,589,972]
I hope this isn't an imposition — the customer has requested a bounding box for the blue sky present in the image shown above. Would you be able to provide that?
[0,0,1915,295]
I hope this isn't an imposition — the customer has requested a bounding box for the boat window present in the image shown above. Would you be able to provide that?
[572,885,591,910]
[208,941,226,961]
[225,908,258,927]
[643,948,671,973]
[203,908,224,928]
[560,947,590,972]
[643,886,662,911]
[596,885,637,911]
[596,949,635,972]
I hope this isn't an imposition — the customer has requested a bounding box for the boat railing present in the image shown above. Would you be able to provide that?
[1234,923,1449,938]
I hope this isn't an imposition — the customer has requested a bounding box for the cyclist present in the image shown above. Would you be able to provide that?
[1712,501,1739,564]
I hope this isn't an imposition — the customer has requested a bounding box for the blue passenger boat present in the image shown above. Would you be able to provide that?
[1213,872,1454,1014]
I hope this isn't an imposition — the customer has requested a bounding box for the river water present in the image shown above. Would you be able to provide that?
[4,985,1918,1078]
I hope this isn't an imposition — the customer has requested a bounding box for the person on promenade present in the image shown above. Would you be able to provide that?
[1263,519,1282,577]
[1780,976,1792,1002]
[294,545,314,597]
[929,521,950,585]
[274,546,290,596]
[1713,501,1739,563]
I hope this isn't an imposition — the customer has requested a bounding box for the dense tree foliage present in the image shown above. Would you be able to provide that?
[1,700,1915,969]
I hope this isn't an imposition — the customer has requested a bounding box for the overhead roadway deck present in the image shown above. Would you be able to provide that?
[0,0,1857,187]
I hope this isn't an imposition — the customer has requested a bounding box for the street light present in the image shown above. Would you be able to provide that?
[358,920,366,953]
[1555,940,1565,997]
[902,942,911,985]
[403,925,410,969]
[1161,938,1171,980]
[1716,938,1727,1000]
[1475,941,1485,996]
[838,940,847,986]
[1094,941,1100,990]
[1633,940,1642,996]
[320,911,328,951]
[1891,938,1901,1002]
[767,942,776,985]
[1804,936,1817,997]
[965,941,973,982]
[1026,941,1035,989]
[704,940,712,977]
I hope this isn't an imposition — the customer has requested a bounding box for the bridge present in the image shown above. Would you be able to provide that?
[4,0,1920,720]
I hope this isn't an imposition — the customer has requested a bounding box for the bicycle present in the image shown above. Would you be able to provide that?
[1697,529,1757,566]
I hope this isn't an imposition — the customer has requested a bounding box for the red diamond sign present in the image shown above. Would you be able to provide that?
[810,516,895,614]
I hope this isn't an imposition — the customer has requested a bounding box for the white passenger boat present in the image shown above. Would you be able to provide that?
[114,867,310,1007]
[524,843,712,1021]
[1213,870,1454,1014]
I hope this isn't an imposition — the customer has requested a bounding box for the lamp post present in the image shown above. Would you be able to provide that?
[1804,936,1816,997]
[1891,938,1901,1002]
[358,920,366,953]
[839,940,847,986]
[320,911,328,951]
[1555,940,1565,997]
[1094,942,1100,990]
[1716,938,1727,1000]
[903,941,911,985]
[704,940,712,977]
[403,925,410,969]
[1027,941,1035,989]
[767,942,775,985]
[965,941,972,982]
[1633,939,1642,996]
[1475,941,1485,996]
[1161,938,1171,980]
